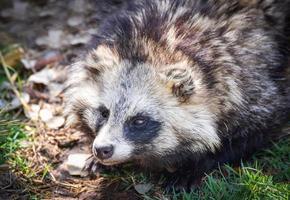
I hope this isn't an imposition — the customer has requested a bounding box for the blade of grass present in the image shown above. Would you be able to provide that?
[0,52,30,112]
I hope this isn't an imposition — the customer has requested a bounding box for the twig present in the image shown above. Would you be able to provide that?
[0,52,30,112]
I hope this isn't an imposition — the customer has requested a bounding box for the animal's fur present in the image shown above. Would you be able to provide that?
[65,0,290,189]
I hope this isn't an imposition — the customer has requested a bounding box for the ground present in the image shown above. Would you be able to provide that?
[0,0,289,199]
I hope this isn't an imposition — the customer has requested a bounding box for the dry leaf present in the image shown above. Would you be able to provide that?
[46,116,65,129]
[34,51,63,70]
[66,153,91,177]
[67,16,84,27]
[25,104,41,121]
[1,93,30,111]
[28,68,58,85]
[3,46,24,67]
[48,82,65,98]
[39,108,54,123]
[39,9,57,17]
[70,0,89,13]
[8,92,30,110]
[0,99,6,109]
[134,183,153,195]
[21,58,37,70]
[68,33,91,46]
[36,30,68,49]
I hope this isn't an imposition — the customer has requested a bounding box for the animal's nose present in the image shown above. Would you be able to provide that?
[94,145,114,160]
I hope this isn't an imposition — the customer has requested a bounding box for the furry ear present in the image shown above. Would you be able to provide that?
[158,61,195,103]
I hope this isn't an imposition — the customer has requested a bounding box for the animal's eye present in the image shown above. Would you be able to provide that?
[130,116,148,128]
[99,106,110,119]
[95,106,109,132]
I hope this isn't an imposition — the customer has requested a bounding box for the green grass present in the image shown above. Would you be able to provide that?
[0,45,28,166]
[0,115,27,165]
[169,165,289,200]
[152,138,290,200]
[97,138,289,199]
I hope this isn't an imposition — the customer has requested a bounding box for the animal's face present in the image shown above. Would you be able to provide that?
[86,63,171,165]
[65,45,221,167]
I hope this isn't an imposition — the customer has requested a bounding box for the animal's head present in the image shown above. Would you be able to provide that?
[65,44,221,168]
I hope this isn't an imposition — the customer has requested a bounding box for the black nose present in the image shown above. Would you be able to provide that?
[94,145,114,160]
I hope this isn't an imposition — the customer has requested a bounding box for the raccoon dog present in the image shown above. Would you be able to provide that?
[65,0,290,189]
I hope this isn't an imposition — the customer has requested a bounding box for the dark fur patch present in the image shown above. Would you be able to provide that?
[123,114,162,144]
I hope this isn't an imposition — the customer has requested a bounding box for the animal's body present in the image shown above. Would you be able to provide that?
[65,0,290,189]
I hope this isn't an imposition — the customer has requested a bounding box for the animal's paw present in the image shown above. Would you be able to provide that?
[163,174,201,193]
[83,156,107,178]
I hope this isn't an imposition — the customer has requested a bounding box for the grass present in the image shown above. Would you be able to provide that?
[96,138,290,200]
[0,116,27,165]
[0,46,40,198]
[169,164,289,200]
[0,44,29,167]
[159,138,290,200]
[97,139,290,200]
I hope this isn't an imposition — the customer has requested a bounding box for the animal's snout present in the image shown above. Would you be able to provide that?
[94,145,114,160]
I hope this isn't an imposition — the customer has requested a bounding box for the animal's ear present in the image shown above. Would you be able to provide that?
[158,61,196,103]
[85,45,120,75]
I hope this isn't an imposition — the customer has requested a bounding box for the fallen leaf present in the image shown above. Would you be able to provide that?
[25,104,40,121]
[66,153,91,177]
[48,82,65,98]
[68,33,91,45]
[39,9,57,18]
[39,108,53,123]
[87,28,99,35]
[0,99,6,109]
[8,92,30,110]
[67,16,84,27]
[0,81,11,91]
[1,92,30,111]
[21,58,37,70]
[36,30,68,49]
[57,136,79,148]
[134,183,153,195]
[46,116,65,129]
[3,46,24,67]
[70,0,89,13]
[28,68,58,85]
[34,51,63,71]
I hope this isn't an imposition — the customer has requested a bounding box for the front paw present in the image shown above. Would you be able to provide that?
[83,156,106,178]
[163,173,202,193]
